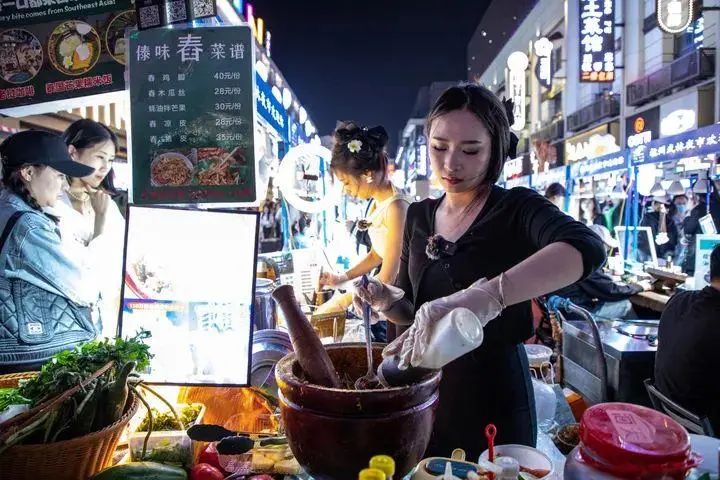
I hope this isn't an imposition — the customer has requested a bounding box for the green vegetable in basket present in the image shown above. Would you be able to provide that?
[1,331,152,449]
[90,461,187,480]
[0,388,30,412]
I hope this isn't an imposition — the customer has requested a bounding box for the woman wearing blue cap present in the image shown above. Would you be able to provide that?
[0,129,99,372]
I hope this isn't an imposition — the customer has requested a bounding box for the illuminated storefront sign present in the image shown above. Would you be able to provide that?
[504,157,524,180]
[534,37,554,89]
[507,51,529,132]
[657,0,694,34]
[625,107,659,148]
[570,150,628,178]
[532,165,568,190]
[579,0,615,83]
[416,133,428,178]
[631,122,720,166]
[565,123,621,163]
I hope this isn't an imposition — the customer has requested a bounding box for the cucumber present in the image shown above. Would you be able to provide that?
[91,462,187,480]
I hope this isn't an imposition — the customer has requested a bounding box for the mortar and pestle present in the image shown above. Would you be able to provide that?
[271,285,485,479]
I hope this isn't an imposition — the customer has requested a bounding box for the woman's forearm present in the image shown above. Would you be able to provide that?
[382,297,415,326]
[487,242,585,306]
[345,249,383,280]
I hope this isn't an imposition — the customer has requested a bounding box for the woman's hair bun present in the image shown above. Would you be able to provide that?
[334,121,388,152]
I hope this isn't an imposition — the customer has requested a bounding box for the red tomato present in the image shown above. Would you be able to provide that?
[197,444,224,472]
[190,463,225,480]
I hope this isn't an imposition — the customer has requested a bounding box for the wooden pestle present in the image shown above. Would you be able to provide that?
[271,284,341,388]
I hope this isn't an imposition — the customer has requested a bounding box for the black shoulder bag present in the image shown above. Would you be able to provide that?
[0,211,96,372]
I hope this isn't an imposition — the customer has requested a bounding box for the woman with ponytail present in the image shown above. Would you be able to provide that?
[315,122,410,340]
[355,84,606,457]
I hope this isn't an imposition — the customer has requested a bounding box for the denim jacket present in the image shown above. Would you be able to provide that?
[0,189,93,306]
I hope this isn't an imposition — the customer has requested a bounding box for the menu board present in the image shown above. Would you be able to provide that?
[128,25,256,205]
[119,206,258,386]
[0,0,134,109]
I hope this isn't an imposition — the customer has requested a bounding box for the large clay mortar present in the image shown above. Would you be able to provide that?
[275,343,441,480]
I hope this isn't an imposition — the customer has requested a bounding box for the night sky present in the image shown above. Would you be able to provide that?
[251,0,494,151]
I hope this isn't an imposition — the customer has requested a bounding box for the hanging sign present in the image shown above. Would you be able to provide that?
[570,150,628,178]
[0,1,134,110]
[631,122,720,166]
[256,72,288,141]
[416,133,428,179]
[129,25,256,205]
[579,0,615,82]
[657,0,693,34]
[533,37,554,89]
[507,51,528,132]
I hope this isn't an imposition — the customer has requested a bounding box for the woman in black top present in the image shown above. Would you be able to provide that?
[356,85,605,459]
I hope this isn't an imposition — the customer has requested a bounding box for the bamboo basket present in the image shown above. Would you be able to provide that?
[0,374,140,480]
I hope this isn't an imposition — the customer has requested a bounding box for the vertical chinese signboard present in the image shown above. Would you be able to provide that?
[0,0,134,110]
[129,26,256,205]
[579,0,615,83]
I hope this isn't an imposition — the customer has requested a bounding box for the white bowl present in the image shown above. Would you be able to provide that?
[479,444,554,479]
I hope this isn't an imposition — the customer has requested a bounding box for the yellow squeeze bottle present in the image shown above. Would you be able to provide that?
[358,467,386,480]
[370,455,396,480]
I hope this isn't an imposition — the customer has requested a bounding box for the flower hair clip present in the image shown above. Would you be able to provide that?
[347,139,363,153]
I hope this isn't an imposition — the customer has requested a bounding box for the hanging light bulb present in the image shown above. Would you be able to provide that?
[693,178,710,194]
[650,181,666,197]
[667,180,685,196]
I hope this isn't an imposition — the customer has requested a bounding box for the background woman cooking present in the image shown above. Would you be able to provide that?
[315,123,410,340]
[49,119,125,338]
[357,84,605,458]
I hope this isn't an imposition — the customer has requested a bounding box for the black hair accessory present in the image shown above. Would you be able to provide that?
[508,132,519,159]
[335,124,388,152]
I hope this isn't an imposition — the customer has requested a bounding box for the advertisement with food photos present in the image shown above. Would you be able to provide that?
[0,0,133,109]
[120,206,258,386]
[129,25,257,205]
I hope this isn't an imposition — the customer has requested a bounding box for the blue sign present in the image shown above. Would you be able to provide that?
[631,123,720,166]
[255,73,288,141]
[532,165,568,190]
[288,118,300,146]
[570,150,629,178]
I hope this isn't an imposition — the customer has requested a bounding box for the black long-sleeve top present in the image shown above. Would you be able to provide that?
[394,186,606,346]
[552,269,642,310]
[655,286,720,435]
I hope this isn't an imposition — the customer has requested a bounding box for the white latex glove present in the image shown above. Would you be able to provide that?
[383,277,503,370]
[352,277,405,316]
[314,291,352,315]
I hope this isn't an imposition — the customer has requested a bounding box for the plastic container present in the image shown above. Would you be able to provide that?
[525,344,553,367]
[479,444,554,479]
[129,404,206,466]
[418,307,484,369]
[532,378,557,433]
[564,402,702,479]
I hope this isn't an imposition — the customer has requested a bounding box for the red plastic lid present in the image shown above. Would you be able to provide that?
[579,403,701,477]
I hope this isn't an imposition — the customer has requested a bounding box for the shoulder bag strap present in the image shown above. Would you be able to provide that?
[0,211,29,253]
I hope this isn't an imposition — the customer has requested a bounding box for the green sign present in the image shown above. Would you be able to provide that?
[129,26,256,205]
[0,0,133,109]
[694,234,720,289]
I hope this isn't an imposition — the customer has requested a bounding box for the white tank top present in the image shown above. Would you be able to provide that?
[366,193,410,259]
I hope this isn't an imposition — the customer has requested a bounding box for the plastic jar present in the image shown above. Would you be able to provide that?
[564,402,702,479]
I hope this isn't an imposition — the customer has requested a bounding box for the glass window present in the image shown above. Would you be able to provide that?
[674,16,704,58]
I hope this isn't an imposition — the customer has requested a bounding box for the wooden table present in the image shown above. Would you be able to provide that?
[630,291,670,313]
